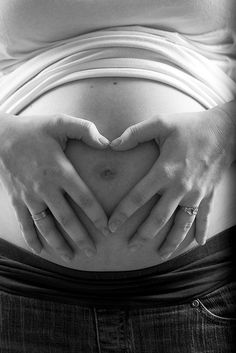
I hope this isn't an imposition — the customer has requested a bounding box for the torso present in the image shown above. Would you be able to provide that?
[0,0,235,69]
[0,77,235,271]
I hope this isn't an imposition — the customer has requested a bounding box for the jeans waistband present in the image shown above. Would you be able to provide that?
[0,226,235,307]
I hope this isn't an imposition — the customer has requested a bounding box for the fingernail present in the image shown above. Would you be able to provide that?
[84,248,96,258]
[159,252,172,260]
[31,247,42,255]
[98,136,110,146]
[102,227,111,237]
[199,239,206,246]
[61,254,73,262]
[128,242,142,253]
[108,220,121,233]
[110,138,122,147]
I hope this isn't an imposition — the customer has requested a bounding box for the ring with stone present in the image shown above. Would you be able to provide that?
[180,206,199,216]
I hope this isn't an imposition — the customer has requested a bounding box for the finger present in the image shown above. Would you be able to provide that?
[45,191,96,256]
[108,163,165,233]
[12,200,43,254]
[33,212,76,261]
[110,118,162,150]
[158,201,200,259]
[25,198,75,261]
[195,192,214,245]
[56,114,110,148]
[127,190,182,252]
[60,158,109,235]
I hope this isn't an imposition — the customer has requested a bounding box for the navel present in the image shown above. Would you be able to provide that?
[99,167,117,180]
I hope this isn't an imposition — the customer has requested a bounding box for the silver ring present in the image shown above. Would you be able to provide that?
[31,209,49,222]
[180,206,198,216]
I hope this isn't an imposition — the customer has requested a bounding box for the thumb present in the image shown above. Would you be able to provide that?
[110,118,161,151]
[55,114,110,149]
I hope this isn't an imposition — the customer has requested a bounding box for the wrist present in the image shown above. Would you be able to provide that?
[212,101,236,162]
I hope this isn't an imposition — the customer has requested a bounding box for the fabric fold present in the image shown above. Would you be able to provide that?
[0,26,235,115]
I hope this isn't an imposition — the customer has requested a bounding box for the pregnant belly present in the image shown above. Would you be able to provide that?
[0,77,235,271]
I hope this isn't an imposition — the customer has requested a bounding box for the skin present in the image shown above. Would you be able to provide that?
[109,101,236,259]
[0,79,235,268]
[0,112,110,260]
[0,1,235,267]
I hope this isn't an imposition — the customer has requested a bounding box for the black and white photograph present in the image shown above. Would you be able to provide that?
[0,1,235,352]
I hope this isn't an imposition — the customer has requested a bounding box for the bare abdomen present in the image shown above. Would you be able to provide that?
[0,77,235,271]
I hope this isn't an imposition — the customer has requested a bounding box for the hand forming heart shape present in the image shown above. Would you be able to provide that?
[0,112,110,261]
[108,106,236,259]
[2,105,235,262]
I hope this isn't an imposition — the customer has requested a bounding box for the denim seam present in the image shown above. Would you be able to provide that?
[93,308,102,353]
[197,299,236,323]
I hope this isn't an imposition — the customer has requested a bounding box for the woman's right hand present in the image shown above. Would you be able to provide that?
[0,112,110,261]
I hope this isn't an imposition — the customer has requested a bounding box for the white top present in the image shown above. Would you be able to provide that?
[0,0,235,114]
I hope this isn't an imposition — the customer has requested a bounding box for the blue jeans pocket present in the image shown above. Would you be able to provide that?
[195,282,236,324]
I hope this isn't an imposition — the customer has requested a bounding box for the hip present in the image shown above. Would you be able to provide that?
[0,229,235,353]
[1,283,235,353]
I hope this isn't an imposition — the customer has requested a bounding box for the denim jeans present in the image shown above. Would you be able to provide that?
[0,282,235,353]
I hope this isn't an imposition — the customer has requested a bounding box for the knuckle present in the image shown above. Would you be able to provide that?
[178,179,192,193]
[79,193,94,208]
[54,114,65,127]
[33,182,46,196]
[133,229,147,243]
[153,214,167,228]
[58,213,74,228]
[22,192,32,204]
[161,163,175,181]
[83,120,95,132]
[129,190,144,207]
[128,125,138,137]
[183,222,193,232]
[41,165,61,182]
[33,170,62,193]
[49,115,64,133]
[178,221,192,232]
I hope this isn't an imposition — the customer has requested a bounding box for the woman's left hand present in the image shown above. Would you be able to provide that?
[108,106,236,259]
